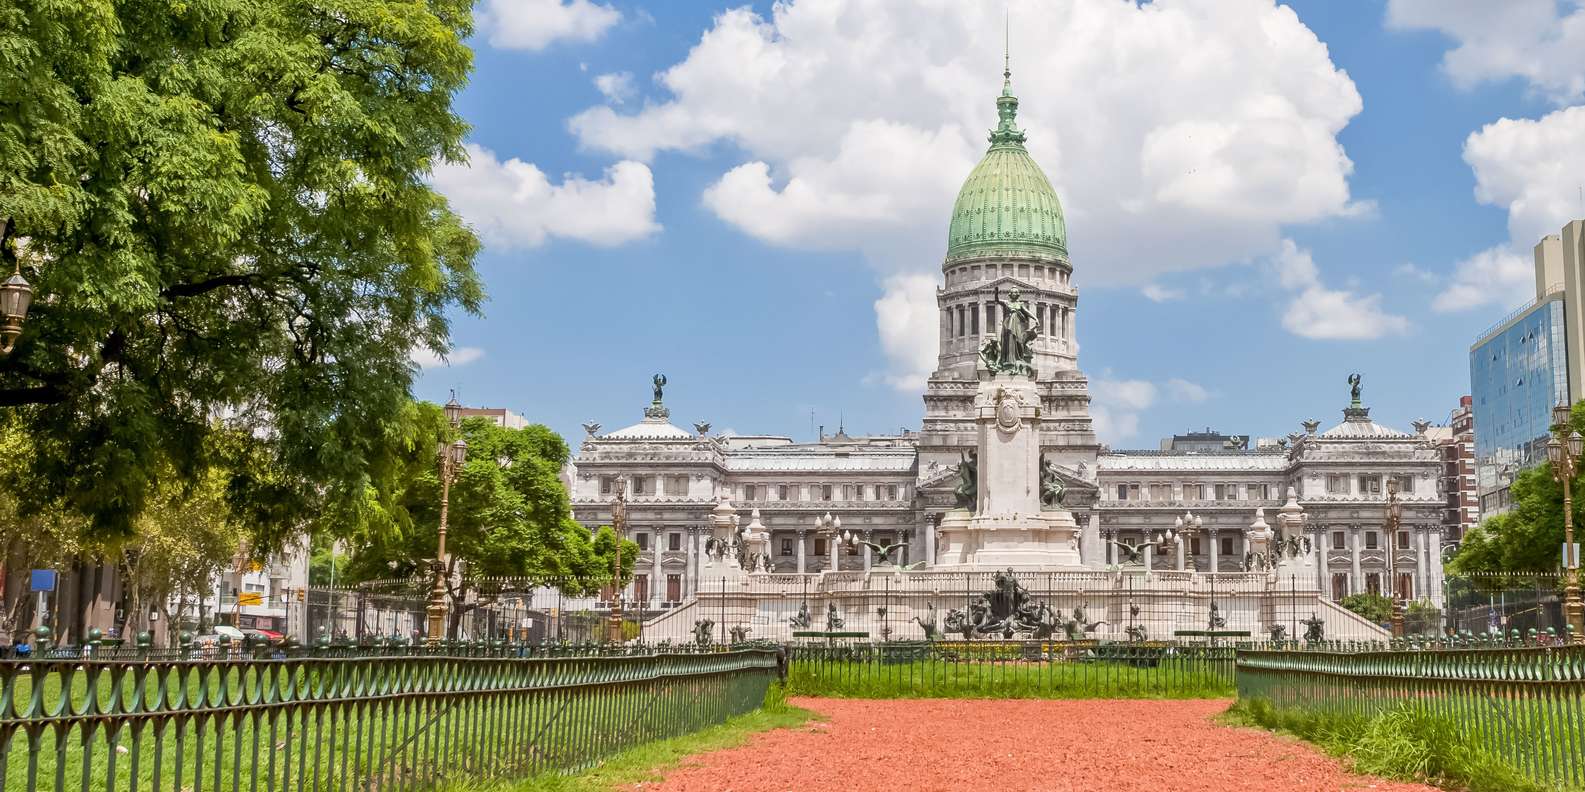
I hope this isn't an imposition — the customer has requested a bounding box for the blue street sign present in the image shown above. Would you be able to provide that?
[29,569,56,592]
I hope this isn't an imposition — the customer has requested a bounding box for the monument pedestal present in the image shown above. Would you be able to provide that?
[934,376,1085,569]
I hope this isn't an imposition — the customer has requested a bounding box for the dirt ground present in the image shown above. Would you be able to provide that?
[638,698,1439,792]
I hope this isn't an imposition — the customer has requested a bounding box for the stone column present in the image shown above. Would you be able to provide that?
[1143,543,1154,571]
[1427,526,1445,609]
[1176,537,1186,571]
[924,513,938,567]
[1350,526,1362,596]
[862,530,873,571]
[1208,528,1219,573]
[1415,525,1428,601]
[649,538,662,608]
[1102,529,1114,565]
[796,529,807,574]
[685,525,699,598]
[829,531,839,572]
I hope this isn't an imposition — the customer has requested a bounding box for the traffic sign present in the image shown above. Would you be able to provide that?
[237,592,264,606]
[29,569,56,592]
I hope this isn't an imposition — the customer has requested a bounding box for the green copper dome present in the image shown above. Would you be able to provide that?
[945,70,1067,262]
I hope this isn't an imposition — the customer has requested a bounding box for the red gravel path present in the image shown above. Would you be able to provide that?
[639,698,1438,792]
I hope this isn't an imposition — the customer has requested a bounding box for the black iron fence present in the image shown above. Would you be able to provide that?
[0,644,778,792]
[1237,641,1585,790]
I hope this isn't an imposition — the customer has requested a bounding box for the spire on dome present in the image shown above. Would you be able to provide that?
[991,23,1026,146]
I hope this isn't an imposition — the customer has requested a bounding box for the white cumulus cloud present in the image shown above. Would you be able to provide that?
[480,0,620,51]
[1271,240,1410,340]
[432,144,659,249]
[1431,105,1585,312]
[1141,283,1184,302]
[411,346,485,370]
[1386,0,1585,104]
[566,0,1366,387]
[1089,375,1210,445]
[594,71,636,104]
[872,273,940,392]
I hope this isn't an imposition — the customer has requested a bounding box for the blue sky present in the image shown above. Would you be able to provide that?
[417,0,1585,449]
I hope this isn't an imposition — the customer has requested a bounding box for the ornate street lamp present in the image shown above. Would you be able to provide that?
[1547,403,1585,644]
[814,512,843,569]
[606,481,628,643]
[0,219,33,356]
[426,393,467,644]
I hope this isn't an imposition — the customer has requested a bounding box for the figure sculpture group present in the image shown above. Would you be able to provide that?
[936,569,1094,640]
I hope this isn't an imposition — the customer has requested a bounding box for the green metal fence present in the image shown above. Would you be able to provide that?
[786,641,1236,698]
[1237,643,1585,790]
[0,645,779,792]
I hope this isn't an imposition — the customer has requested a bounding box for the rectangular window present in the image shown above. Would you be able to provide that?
[1332,531,1345,550]
[986,303,996,333]
[814,538,828,556]
[780,538,794,556]
[1358,475,1382,495]
[956,306,966,337]
[600,476,614,494]
[1397,530,1410,550]
[822,484,833,501]
[1214,483,1230,500]
[634,575,649,603]
[743,484,757,501]
[668,532,682,552]
[1365,531,1379,550]
[842,484,855,500]
[1251,483,1268,499]
[1327,475,1348,494]
[1117,484,1128,500]
[887,485,898,500]
[1392,474,1415,495]
[779,485,791,501]
[631,476,648,495]
[1220,536,1234,556]
[1331,573,1348,602]
[1036,304,1046,332]
[1183,483,1202,500]
[1150,483,1171,501]
[1128,483,1141,501]
[636,533,649,551]
[971,304,980,335]
[1190,537,1201,556]
[666,574,682,602]
[665,475,688,496]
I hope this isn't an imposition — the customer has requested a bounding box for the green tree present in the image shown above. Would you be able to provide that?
[1341,592,1392,624]
[0,0,482,546]
[118,467,242,641]
[339,404,635,637]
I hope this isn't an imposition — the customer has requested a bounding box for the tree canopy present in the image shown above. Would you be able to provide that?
[1449,402,1585,582]
[0,0,482,545]
[337,404,635,633]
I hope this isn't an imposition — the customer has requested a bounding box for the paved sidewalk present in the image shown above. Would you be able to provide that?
[640,698,1438,791]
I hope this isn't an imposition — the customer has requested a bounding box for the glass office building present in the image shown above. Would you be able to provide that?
[1470,293,1569,513]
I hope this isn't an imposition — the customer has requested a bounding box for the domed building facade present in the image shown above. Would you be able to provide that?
[566,70,1445,637]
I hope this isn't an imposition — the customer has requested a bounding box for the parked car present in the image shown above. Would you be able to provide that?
[243,628,285,646]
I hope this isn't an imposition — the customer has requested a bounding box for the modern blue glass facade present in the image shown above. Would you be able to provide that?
[1470,294,1569,513]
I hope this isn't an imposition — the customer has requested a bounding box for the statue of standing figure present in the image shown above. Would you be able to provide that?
[652,373,667,403]
[953,451,978,510]
[1347,373,1362,406]
[1039,456,1066,507]
[991,286,1039,377]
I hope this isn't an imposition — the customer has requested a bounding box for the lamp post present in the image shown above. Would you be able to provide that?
[607,481,627,644]
[426,394,467,643]
[0,219,33,356]
[1172,512,1200,571]
[1546,403,1585,644]
[1384,477,1405,636]
[814,512,841,571]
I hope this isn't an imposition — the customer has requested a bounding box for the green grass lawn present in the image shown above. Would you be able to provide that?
[785,656,1235,699]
